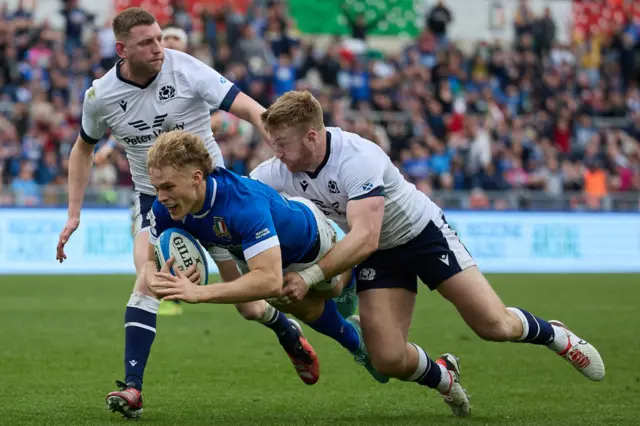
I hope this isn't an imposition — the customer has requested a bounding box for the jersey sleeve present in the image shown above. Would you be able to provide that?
[249,158,285,193]
[80,86,108,144]
[180,53,240,112]
[341,144,387,200]
[148,199,175,245]
[231,200,280,261]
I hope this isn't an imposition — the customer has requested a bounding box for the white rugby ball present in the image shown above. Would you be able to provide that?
[154,228,209,285]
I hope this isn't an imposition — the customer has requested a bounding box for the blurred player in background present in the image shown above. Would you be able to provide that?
[145,130,387,384]
[251,91,606,417]
[54,9,314,419]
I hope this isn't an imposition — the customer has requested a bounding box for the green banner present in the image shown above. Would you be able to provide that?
[289,0,421,37]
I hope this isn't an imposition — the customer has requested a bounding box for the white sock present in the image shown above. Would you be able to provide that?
[436,363,452,394]
[547,325,570,353]
[127,292,160,313]
[258,302,278,324]
[407,343,429,381]
[407,344,452,394]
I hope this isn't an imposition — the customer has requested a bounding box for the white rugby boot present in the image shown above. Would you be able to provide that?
[549,320,605,382]
[436,353,471,417]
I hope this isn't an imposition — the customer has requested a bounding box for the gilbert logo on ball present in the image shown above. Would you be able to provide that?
[154,228,209,285]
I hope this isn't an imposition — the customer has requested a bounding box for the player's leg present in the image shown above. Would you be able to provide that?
[216,255,302,345]
[213,254,321,385]
[334,268,358,319]
[423,216,604,382]
[276,288,388,384]
[356,250,471,416]
[106,194,163,418]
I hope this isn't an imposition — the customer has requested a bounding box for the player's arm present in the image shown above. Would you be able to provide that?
[184,53,270,141]
[310,196,383,281]
[208,246,243,282]
[69,88,108,218]
[194,246,283,304]
[94,137,117,165]
[67,136,96,218]
[227,92,270,142]
[296,149,387,286]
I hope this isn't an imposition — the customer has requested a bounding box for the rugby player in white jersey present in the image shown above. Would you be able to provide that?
[250,91,606,417]
[94,25,196,317]
[54,9,319,419]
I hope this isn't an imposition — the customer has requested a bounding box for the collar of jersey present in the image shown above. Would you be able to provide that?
[116,60,160,89]
[192,175,217,219]
[305,130,332,179]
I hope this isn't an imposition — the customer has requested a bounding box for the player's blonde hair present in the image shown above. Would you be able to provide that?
[113,8,157,41]
[261,91,324,134]
[148,130,214,175]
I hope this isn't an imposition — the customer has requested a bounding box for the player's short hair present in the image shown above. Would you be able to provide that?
[112,8,157,41]
[261,91,324,134]
[148,130,214,176]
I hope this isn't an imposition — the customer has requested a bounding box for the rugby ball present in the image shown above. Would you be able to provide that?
[154,228,209,285]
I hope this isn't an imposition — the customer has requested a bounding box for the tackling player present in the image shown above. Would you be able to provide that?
[53,8,310,419]
[250,91,606,417]
[144,130,386,383]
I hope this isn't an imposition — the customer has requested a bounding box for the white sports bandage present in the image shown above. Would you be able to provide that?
[163,27,188,45]
[298,264,325,288]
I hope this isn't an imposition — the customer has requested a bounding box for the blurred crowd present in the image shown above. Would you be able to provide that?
[1,0,639,210]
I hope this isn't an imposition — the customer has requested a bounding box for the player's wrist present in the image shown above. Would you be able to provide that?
[298,265,325,288]
[194,285,206,304]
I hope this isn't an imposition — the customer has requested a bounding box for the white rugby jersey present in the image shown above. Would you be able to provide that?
[81,48,238,195]
[250,127,441,249]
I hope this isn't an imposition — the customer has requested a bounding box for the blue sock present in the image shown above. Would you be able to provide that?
[261,307,299,349]
[508,307,555,345]
[124,293,159,391]
[409,344,451,393]
[305,300,360,353]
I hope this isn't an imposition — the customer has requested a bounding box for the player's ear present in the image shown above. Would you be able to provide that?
[192,169,204,185]
[115,40,127,59]
[306,128,316,144]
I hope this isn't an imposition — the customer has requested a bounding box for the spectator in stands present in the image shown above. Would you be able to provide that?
[0,0,638,212]
[60,0,95,54]
[533,7,556,58]
[426,0,452,45]
[11,160,40,206]
[340,1,387,43]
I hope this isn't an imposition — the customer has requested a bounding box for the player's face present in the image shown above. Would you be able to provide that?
[150,165,202,220]
[121,23,164,75]
[270,127,314,173]
[162,35,186,52]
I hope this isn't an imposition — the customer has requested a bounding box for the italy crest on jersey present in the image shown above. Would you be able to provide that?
[213,217,231,239]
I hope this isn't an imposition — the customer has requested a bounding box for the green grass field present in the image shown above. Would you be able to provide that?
[1,274,638,425]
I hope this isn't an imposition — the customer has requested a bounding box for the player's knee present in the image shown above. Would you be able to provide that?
[369,346,407,377]
[134,269,154,297]
[286,298,324,323]
[235,302,264,321]
[471,312,515,342]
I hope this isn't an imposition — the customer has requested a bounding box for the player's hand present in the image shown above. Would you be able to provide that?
[184,264,201,285]
[56,216,80,263]
[281,272,310,303]
[150,257,202,303]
